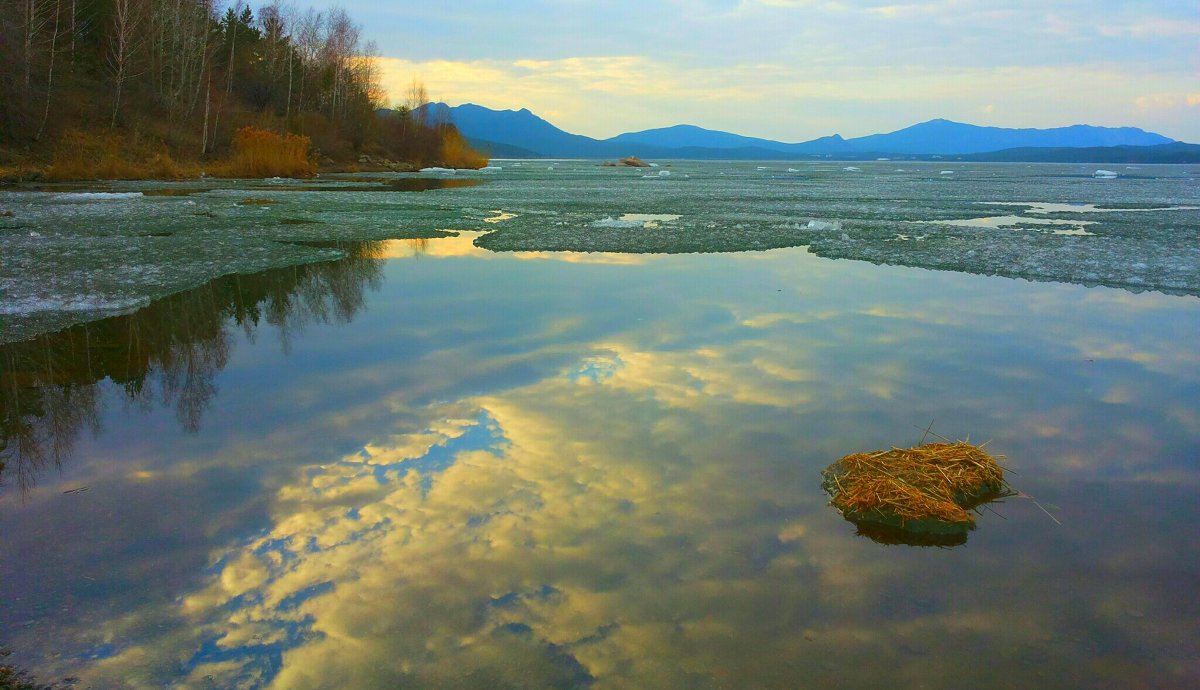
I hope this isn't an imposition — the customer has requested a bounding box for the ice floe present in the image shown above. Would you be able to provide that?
[4,160,1199,342]
[591,217,645,229]
[52,192,145,201]
[590,213,680,229]
[0,294,151,315]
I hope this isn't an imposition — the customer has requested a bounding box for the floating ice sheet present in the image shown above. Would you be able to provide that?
[1,181,462,342]
[3,161,1198,341]
[467,161,1199,296]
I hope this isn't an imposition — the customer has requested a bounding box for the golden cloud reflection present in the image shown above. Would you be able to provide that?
[71,292,1198,689]
[73,327,1183,688]
[378,232,651,265]
[80,337,885,688]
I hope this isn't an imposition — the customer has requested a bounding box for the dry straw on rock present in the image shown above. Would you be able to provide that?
[822,441,1013,536]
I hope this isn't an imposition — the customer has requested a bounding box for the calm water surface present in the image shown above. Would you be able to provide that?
[1,167,1199,689]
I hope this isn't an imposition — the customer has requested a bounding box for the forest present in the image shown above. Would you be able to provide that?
[0,0,486,180]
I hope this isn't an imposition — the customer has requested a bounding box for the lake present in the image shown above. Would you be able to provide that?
[1,161,1198,689]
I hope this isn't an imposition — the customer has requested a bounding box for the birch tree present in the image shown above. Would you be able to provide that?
[35,0,60,140]
[108,0,142,127]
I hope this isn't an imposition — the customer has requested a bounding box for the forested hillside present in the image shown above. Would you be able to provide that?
[0,0,484,179]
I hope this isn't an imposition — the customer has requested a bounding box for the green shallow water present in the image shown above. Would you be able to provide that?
[1,164,1199,689]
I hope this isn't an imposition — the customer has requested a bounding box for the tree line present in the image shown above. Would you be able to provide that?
[0,0,482,173]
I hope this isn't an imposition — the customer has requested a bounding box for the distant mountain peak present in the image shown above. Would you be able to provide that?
[433,102,1178,159]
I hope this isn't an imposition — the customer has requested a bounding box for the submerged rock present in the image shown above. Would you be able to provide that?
[601,156,651,168]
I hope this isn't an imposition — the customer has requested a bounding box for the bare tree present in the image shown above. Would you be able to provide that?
[35,0,60,140]
[281,2,296,120]
[293,7,323,118]
[108,0,142,128]
[406,78,429,126]
[22,0,43,92]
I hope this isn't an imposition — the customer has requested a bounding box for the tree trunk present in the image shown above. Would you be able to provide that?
[23,0,36,92]
[36,0,60,141]
[108,0,136,128]
[285,43,292,121]
[201,74,211,155]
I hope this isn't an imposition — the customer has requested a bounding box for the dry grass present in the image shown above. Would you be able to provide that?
[822,441,1012,530]
[44,129,195,181]
[211,127,316,179]
[0,165,45,183]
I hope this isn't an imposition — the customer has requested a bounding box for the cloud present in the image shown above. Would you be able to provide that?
[1135,92,1200,114]
[377,54,1200,141]
[353,0,1199,141]
[1097,17,1200,38]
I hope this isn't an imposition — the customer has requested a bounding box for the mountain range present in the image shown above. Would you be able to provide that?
[417,103,1198,162]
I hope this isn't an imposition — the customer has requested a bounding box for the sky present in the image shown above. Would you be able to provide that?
[343,1,1198,141]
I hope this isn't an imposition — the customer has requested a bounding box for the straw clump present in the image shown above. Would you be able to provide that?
[823,441,1010,533]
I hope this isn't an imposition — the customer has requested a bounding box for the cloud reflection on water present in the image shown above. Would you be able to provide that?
[84,283,1200,687]
[3,239,1198,689]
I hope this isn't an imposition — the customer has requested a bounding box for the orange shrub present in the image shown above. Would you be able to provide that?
[439,128,489,170]
[218,127,316,178]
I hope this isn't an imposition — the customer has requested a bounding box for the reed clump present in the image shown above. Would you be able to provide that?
[214,127,316,179]
[822,441,1012,534]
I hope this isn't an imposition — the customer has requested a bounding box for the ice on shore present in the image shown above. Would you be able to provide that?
[1094,170,1118,179]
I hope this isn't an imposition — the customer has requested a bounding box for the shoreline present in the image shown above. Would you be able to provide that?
[0,159,449,186]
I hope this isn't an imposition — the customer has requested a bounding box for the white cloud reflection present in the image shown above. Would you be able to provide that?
[22,241,1197,689]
